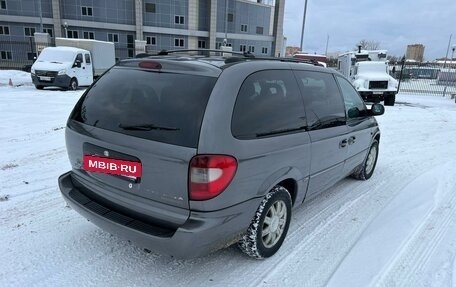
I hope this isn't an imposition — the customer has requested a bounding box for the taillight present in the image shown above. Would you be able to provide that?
[189,155,237,201]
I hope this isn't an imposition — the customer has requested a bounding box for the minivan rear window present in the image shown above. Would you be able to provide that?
[71,67,217,148]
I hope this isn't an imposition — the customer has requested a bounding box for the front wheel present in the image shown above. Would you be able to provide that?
[69,78,78,90]
[35,85,44,90]
[384,94,396,106]
[352,139,379,180]
[238,186,292,259]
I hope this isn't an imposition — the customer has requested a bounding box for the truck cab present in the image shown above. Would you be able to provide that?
[352,61,398,106]
[31,47,93,90]
[337,49,398,106]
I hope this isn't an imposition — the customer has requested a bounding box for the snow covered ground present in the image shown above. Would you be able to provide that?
[1,71,456,287]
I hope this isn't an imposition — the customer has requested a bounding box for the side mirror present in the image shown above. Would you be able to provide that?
[370,103,385,116]
[347,107,360,118]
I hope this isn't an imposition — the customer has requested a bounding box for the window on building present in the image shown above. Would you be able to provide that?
[67,30,78,38]
[174,15,185,24]
[43,28,53,37]
[198,40,206,49]
[256,26,264,35]
[216,42,222,49]
[81,6,93,16]
[83,31,95,39]
[145,3,156,13]
[0,26,10,35]
[241,24,248,32]
[261,47,268,54]
[128,49,134,58]
[24,27,36,37]
[146,36,156,45]
[1,0,6,10]
[248,46,255,53]
[108,33,119,42]
[127,35,134,48]
[1,51,12,60]
[227,13,233,22]
[27,52,37,60]
[239,44,246,52]
[174,38,184,47]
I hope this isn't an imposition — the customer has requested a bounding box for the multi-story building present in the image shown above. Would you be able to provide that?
[0,0,285,68]
[406,44,425,62]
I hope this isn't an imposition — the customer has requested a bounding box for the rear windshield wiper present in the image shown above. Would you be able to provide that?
[118,123,180,131]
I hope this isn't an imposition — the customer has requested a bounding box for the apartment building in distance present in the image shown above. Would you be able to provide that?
[0,0,285,68]
[406,44,425,62]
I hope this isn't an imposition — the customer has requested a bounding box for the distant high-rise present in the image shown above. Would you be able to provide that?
[406,44,425,62]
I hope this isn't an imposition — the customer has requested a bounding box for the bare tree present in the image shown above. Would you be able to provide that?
[355,39,380,50]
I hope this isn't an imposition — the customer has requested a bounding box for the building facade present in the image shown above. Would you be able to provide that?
[406,44,425,62]
[0,0,285,68]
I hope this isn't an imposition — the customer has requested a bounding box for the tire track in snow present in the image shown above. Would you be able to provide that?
[374,172,456,287]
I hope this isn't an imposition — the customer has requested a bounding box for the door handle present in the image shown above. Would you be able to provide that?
[348,136,356,145]
[339,139,348,148]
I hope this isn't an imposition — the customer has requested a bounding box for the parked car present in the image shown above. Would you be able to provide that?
[58,51,384,259]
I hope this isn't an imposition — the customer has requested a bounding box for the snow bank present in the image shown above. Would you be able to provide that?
[0,70,32,86]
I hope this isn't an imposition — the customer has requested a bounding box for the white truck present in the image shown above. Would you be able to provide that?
[338,48,398,106]
[31,38,115,90]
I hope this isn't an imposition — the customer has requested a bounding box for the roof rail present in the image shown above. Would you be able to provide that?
[135,48,255,58]
[224,56,324,66]
[134,49,323,66]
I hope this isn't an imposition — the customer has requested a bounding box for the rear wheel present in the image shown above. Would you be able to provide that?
[238,186,292,259]
[69,78,78,90]
[352,139,379,180]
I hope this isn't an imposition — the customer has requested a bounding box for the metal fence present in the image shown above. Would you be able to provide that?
[0,38,134,71]
[390,62,456,96]
[0,38,54,71]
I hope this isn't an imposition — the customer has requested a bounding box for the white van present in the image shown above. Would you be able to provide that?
[31,47,93,90]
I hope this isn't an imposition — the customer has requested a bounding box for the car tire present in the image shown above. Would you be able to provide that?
[238,185,292,259]
[352,139,379,180]
[35,85,44,90]
[384,94,395,106]
[69,78,78,90]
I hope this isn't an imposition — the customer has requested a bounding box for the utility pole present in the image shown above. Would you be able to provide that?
[443,34,452,97]
[299,0,308,52]
[325,34,329,56]
[38,0,43,32]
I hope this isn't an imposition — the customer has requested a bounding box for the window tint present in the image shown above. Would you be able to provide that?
[75,53,83,63]
[336,76,367,118]
[294,71,346,130]
[71,68,216,148]
[85,54,91,64]
[232,70,306,139]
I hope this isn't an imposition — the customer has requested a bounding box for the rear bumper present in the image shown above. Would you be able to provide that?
[32,74,71,88]
[359,91,396,103]
[58,171,260,259]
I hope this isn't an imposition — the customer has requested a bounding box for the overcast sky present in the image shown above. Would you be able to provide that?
[283,0,456,60]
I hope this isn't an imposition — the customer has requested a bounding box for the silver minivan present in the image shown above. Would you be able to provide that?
[59,53,384,259]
